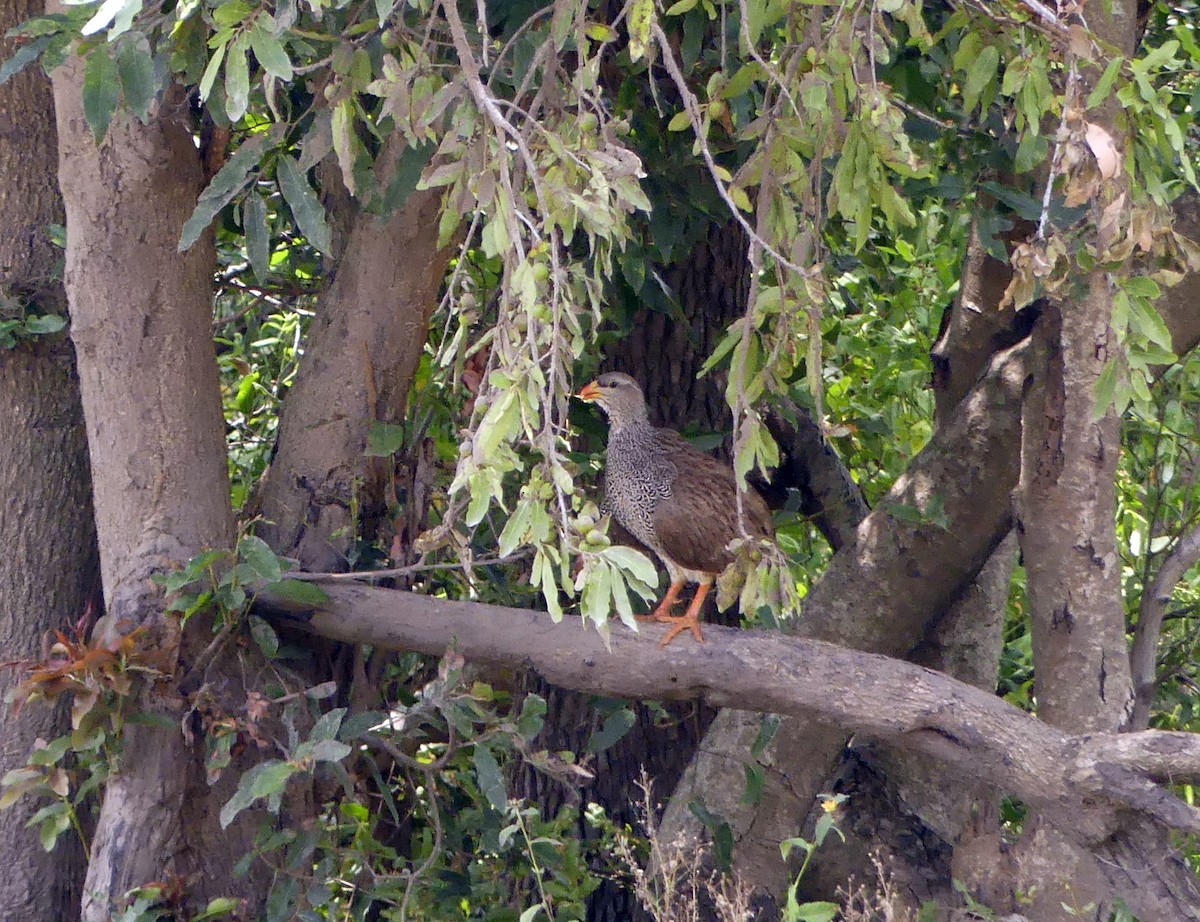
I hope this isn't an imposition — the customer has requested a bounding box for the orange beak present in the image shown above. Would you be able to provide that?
[577,381,602,402]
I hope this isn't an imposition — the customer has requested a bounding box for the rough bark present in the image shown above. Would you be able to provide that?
[1018,3,1138,738]
[0,5,96,913]
[763,399,868,551]
[256,581,1200,920]
[656,178,1200,917]
[50,54,251,918]
[1018,302,1134,734]
[816,211,1034,911]
[253,146,452,571]
[659,330,1038,901]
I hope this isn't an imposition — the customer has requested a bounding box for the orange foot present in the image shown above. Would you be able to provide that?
[636,580,684,624]
[656,582,711,648]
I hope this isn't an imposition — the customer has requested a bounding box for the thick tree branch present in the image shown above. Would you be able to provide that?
[259,583,1200,843]
[763,398,868,552]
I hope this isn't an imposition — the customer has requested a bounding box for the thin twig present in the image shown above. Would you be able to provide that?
[650,21,807,278]
[398,765,444,922]
[284,552,531,582]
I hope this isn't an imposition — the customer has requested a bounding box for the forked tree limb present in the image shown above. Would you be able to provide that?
[258,582,1200,845]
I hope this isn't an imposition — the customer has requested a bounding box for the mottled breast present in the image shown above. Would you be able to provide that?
[603,428,676,550]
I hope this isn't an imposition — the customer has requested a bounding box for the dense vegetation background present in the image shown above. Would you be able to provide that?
[2,0,1200,920]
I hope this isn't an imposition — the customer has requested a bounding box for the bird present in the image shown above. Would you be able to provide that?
[577,372,776,647]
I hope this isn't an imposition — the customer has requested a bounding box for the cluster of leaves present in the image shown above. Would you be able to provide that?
[210,647,613,921]
[0,618,161,855]
[155,533,328,629]
[8,0,1195,640]
[1119,348,1200,720]
[0,307,66,348]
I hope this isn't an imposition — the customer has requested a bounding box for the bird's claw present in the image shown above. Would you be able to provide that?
[656,614,705,647]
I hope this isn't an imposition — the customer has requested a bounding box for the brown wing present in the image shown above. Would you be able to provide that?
[649,430,775,574]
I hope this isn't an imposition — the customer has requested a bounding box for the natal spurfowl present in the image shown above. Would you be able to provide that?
[578,372,775,647]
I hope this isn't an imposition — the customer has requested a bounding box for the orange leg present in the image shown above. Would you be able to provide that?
[637,580,685,623]
[657,581,710,648]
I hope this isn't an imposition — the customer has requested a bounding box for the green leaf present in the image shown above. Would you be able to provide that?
[365,421,406,457]
[585,22,618,42]
[1127,295,1174,352]
[626,0,654,62]
[1086,57,1123,109]
[212,0,253,26]
[751,713,781,757]
[249,19,293,80]
[0,35,52,87]
[962,43,999,115]
[115,35,155,122]
[232,367,256,410]
[82,45,120,143]
[331,99,357,196]
[23,313,66,335]
[243,192,271,281]
[518,905,544,922]
[179,132,270,251]
[742,762,764,805]
[602,545,659,588]
[192,897,241,921]
[791,902,839,922]
[220,760,293,827]
[473,745,508,812]
[338,710,388,741]
[81,0,140,37]
[276,155,333,254]
[307,739,351,763]
[1092,358,1118,420]
[586,707,635,753]
[248,614,279,658]
[262,578,330,607]
[309,707,346,742]
[498,500,534,558]
[199,40,227,102]
[239,534,282,582]
[1123,276,1161,300]
[517,694,547,741]
[667,110,691,131]
[225,33,250,122]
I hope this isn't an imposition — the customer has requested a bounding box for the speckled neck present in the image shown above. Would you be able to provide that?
[605,396,650,434]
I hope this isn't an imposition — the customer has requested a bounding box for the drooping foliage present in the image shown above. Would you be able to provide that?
[5,0,1200,918]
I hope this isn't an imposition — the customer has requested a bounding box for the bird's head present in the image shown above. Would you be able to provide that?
[577,372,648,429]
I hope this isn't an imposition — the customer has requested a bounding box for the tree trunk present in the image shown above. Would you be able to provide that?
[49,53,254,918]
[660,334,1038,900]
[253,146,451,572]
[807,209,1034,911]
[0,4,97,914]
[999,8,1141,918]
